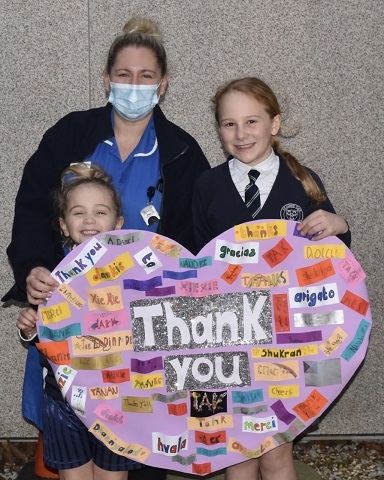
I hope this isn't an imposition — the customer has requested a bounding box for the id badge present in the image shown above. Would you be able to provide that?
[140,204,160,226]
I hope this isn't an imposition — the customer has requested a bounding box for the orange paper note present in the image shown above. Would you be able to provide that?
[168,403,188,416]
[293,389,328,421]
[273,294,290,332]
[262,238,293,267]
[36,340,70,365]
[195,430,227,445]
[221,264,243,284]
[341,290,369,315]
[296,259,335,286]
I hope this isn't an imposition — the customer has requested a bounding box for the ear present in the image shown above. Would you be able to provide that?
[159,75,169,97]
[115,216,124,230]
[103,70,111,96]
[271,114,282,136]
[59,218,70,238]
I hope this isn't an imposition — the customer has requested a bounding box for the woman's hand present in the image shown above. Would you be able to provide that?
[297,210,349,241]
[17,307,38,338]
[26,266,60,305]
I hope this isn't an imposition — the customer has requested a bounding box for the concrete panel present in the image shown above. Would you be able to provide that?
[0,0,382,439]
[90,0,384,435]
[0,0,89,437]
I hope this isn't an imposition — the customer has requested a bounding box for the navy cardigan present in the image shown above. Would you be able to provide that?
[4,104,210,301]
[192,156,351,252]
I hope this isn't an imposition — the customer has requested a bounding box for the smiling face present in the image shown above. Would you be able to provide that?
[217,91,281,166]
[103,45,168,91]
[59,184,124,245]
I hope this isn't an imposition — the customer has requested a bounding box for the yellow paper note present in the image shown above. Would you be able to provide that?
[268,384,300,398]
[187,415,233,431]
[320,327,348,356]
[304,244,345,260]
[131,373,164,390]
[87,285,123,311]
[234,220,287,241]
[89,420,150,461]
[242,270,289,288]
[86,253,134,286]
[121,396,154,413]
[71,330,133,356]
[89,385,120,400]
[40,302,71,324]
[57,283,85,309]
[252,345,318,359]
[71,352,122,370]
[254,360,299,381]
[227,436,275,458]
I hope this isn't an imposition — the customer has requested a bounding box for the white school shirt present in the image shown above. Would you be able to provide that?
[228,149,279,207]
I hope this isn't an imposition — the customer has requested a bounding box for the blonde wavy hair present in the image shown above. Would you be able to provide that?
[56,163,122,247]
[212,77,326,204]
[105,16,167,76]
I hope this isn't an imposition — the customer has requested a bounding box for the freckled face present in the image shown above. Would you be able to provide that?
[59,184,123,245]
[218,91,281,166]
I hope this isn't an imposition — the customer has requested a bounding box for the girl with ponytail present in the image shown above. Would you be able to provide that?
[193,77,351,480]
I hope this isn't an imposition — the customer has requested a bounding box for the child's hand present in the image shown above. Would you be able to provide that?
[298,210,349,241]
[17,307,38,339]
[26,266,60,305]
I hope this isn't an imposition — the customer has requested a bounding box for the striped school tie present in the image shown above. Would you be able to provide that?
[245,169,261,218]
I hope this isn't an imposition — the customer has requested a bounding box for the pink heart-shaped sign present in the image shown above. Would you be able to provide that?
[36,220,371,475]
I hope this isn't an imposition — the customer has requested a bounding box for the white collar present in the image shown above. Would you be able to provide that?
[232,149,278,175]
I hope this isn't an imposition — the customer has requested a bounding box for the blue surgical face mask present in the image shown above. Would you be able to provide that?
[108,81,161,121]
